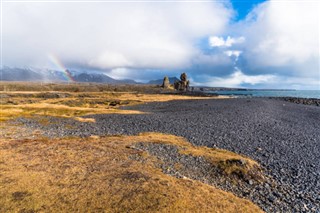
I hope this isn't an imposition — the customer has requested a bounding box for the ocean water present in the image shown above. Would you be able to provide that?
[210,90,320,99]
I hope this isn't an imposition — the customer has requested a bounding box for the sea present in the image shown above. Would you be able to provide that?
[209,90,320,99]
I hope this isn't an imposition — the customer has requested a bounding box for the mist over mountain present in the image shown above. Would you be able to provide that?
[1,67,44,82]
[73,73,137,84]
[0,67,138,84]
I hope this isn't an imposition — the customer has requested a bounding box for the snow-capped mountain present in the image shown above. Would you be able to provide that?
[0,66,138,84]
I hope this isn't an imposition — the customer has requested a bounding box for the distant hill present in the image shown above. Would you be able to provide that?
[0,67,138,84]
[73,73,138,84]
[1,67,44,81]
[73,73,118,83]
[148,77,179,85]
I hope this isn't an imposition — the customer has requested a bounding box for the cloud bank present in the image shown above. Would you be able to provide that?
[240,0,319,79]
[193,68,275,88]
[2,0,319,89]
[3,1,231,70]
[203,0,319,88]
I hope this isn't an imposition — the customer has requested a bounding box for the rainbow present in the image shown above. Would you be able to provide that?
[48,54,75,82]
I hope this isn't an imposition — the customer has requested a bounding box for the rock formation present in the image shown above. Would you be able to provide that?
[161,76,170,88]
[174,73,190,91]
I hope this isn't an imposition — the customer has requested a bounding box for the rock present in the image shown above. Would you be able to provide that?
[226,159,246,166]
[268,195,276,203]
[109,100,121,106]
[275,97,320,107]
[162,76,170,88]
[174,72,190,91]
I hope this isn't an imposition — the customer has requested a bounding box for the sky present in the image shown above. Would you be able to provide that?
[1,0,319,89]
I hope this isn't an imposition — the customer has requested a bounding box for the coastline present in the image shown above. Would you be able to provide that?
[1,85,319,212]
[10,97,320,212]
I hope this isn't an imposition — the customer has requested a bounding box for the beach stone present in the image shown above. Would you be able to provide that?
[268,195,276,203]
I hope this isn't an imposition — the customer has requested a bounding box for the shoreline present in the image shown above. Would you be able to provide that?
[1,87,319,212]
[10,97,320,212]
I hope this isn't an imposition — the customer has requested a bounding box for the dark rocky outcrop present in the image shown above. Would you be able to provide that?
[174,73,190,91]
[273,97,320,106]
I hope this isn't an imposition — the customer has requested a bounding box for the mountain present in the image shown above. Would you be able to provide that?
[73,73,118,83]
[1,67,44,81]
[0,67,138,84]
[148,77,179,85]
[73,73,139,84]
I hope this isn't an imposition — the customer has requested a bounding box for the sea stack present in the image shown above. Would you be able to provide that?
[174,72,190,91]
[162,76,170,88]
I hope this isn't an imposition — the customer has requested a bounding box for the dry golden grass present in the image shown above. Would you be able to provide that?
[74,117,96,123]
[0,132,263,213]
[0,103,143,121]
[0,81,163,93]
[138,133,262,180]
[0,89,225,122]
[0,83,259,212]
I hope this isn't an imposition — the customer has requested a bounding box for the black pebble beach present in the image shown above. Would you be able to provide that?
[17,98,320,212]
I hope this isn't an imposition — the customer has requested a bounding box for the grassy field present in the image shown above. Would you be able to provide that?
[0,81,163,93]
[0,82,262,212]
[0,133,263,213]
[0,82,220,122]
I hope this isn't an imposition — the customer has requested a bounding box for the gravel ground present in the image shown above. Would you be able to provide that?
[16,98,320,212]
[130,142,284,212]
[274,97,320,107]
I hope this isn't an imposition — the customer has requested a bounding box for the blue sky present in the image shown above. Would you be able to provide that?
[232,0,267,20]
[2,0,319,89]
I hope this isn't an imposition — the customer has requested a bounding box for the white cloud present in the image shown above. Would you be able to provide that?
[89,52,132,69]
[209,37,225,47]
[3,2,232,70]
[224,50,242,62]
[107,68,132,80]
[272,76,320,90]
[195,68,276,88]
[209,36,245,47]
[241,0,319,77]
[2,0,319,89]
[193,53,233,67]
[225,36,246,47]
[195,72,320,90]
[224,51,242,57]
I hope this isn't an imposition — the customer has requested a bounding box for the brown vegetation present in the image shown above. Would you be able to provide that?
[0,81,162,93]
[0,83,223,122]
[0,132,263,213]
[0,82,261,212]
